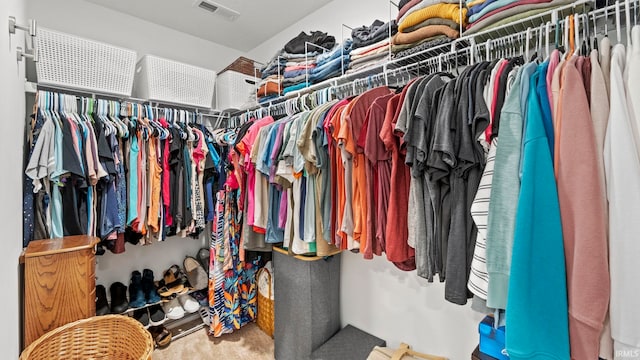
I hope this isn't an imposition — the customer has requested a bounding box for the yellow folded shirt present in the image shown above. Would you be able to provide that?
[398,3,467,33]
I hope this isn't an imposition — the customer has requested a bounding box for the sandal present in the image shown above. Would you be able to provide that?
[156,265,187,297]
[148,325,172,348]
[184,256,208,290]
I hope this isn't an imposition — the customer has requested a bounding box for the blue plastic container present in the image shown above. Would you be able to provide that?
[479,316,509,360]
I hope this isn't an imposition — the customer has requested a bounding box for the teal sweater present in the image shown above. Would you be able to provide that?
[505,70,570,360]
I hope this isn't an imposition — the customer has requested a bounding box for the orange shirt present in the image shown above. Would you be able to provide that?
[344,87,394,253]
[147,136,162,233]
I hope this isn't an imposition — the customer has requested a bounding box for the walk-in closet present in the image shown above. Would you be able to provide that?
[2,0,639,359]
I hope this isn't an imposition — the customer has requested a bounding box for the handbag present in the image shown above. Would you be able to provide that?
[367,343,448,360]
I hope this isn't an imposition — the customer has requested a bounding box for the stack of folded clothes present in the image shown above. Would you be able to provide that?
[258,30,336,100]
[393,0,467,57]
[281,52,319,94]
[464,0,575,35]
[306,40,353,86]
[256,75,283,104]
[346,20,397,74]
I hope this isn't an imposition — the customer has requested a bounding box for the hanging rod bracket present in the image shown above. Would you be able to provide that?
[8,16,37,36]
[16,46,38,62]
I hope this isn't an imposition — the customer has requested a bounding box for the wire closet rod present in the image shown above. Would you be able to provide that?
[236,0,604,118]
[234,0,637,123]
[29,82,231,119]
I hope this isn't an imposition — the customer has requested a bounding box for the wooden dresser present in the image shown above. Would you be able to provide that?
[22,235,99,348]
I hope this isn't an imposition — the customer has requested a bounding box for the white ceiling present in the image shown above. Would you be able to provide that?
[84,0,333,52]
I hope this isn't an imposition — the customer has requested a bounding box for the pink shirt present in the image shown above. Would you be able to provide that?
[239,116,274,226]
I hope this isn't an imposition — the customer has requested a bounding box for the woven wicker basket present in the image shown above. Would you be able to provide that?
[20,315,153,360]
[256,267,274,338]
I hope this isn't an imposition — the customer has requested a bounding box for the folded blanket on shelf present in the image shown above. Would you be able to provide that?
[468,0,500,17]
[465,0,573,33]
[398,3,467,32]
[257,81,282,97]
[398,0,465,24]
[283,82,311,95]
[350,38,390,57]
[350,44,390,60]
[258,75,282,88]
[258,94,279,104]
[282,74,308,87]
[283,69,310,78]
[284,64,316,72]
[345,58,387,74]
[469,0,533,23]
[285,59,316,67]
[391,34,447,52]
[348,52,388,68]
[281,50,320,59]
[402,17,461,33]
[392,25,459,45]
[391,37,452,59]
[352,20,398,49]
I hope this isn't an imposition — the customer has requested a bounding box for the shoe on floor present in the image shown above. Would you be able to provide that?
[133,308,150,329]
[163,298,185,320]
[142,269,161,304]
[96,285,109,316]
[184,256,208,290]
[148,325,172,349]
[109,282,129,314]
[149,304,167,326]
[178,294,200,313]
[129,271,146,309]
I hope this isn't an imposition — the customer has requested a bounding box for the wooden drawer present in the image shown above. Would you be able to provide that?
[23,236,99,348]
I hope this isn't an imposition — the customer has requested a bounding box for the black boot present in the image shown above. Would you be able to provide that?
[96,285,109,316]
[142,269,161,304]
[109,282,129,314]
[129,271,146,308]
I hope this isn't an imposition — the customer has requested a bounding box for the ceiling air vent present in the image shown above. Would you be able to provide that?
[194,0,240,21]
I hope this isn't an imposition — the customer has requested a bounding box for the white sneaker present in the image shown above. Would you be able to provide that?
[178,294,200,313]
[163,298,185,320]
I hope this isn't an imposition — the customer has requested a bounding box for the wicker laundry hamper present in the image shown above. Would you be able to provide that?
[20,315,153,360]
[256,266,274,338]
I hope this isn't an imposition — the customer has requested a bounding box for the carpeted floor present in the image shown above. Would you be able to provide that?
[153,323,275,360]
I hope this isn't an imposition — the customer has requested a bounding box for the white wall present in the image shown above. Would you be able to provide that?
[248,0,394,63]
[1,0,26,357]
[25,0,244,72]
[342,252,484,359]
[250,2,484,358]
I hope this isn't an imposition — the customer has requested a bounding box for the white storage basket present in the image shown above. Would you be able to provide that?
[36,28,137,97]
[216,70,258,110]
[133,55,217,109]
